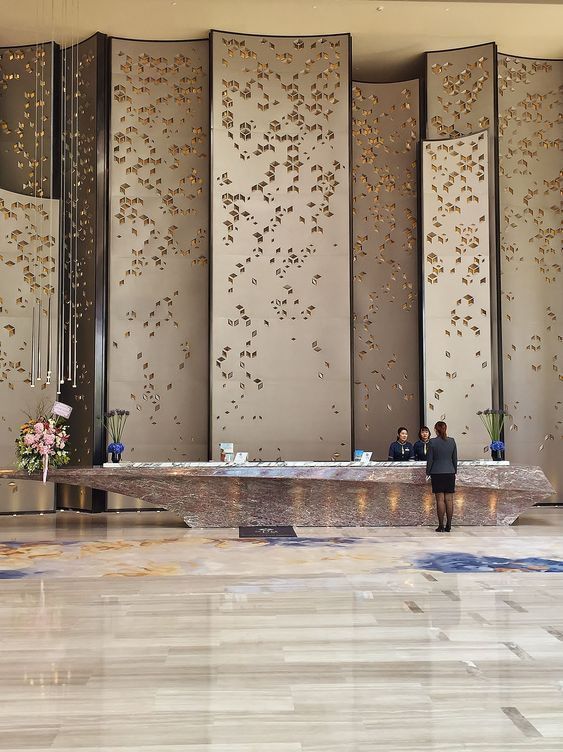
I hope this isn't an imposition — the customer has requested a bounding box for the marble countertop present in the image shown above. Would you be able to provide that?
[102,460,510,468]
[0,461,554,527]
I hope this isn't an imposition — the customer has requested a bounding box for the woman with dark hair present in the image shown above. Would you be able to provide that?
[426,421,457,532]
[387,427,414,461]
[413,426,431,461]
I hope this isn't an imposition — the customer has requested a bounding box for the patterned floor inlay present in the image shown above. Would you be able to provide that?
[2,529,563,579]
[412,552,563,573]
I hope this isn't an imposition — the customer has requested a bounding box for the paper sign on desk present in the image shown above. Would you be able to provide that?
[219,442,234,462]
[354,450,372,464]
[233,452,248,465]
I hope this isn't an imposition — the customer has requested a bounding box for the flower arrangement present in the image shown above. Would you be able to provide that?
[477,408,510,451]
[16,409,70,477]
[104,409,129,457]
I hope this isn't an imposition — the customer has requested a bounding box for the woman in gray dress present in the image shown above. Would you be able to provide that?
[426,421,457,533]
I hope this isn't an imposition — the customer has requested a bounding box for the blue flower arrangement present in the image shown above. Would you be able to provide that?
[105,409,129,459]
[477,408,510,459]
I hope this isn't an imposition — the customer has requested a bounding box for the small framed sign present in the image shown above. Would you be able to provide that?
[354,450,372,464]
[219,442,234,462]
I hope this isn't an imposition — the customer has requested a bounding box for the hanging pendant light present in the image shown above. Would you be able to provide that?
[29,0,59,391]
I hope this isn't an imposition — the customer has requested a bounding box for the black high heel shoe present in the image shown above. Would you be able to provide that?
[435,525,444,532]
[444,524,451,533]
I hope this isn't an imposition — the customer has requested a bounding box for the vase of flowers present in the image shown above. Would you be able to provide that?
[105,409,129,463]
[16,406,70,480]
[477,408,510,461]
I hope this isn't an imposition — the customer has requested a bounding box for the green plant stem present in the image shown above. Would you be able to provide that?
[105,413,128,444]
[478,413,506,441]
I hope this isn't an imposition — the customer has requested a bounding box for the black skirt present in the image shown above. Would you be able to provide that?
[431,473,456,493]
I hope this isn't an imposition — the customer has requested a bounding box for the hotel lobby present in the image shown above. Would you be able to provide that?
[0,0,562,749]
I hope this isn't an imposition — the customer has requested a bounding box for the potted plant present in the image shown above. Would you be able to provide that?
[16,402,70,481]
[477,408,510,461]
[104,409,130,463]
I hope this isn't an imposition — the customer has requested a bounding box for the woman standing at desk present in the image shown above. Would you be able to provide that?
[426,421,457,533]
[388,427,414,461]
[413,426,431,460]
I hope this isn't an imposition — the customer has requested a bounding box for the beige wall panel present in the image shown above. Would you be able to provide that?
[0,187,58,511]
[0,43,54,197]
[108,38,209,468]
[211,32,352,460]
[422,132,492,458]
[426,44,501,404]
[498,55,563,498]
[426,43,495,140]
[352,80,420,459]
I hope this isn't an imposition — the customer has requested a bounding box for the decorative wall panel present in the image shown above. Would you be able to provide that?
[352,80,420,459]
[0,186,58,512]
[0,43,55,197]
[58,34,107,511]
[426,43,495,140]
[211,31,352,460]
[422,131,492,458]
[426,43,501,405]
[498,54,563,497]
[108,38,209,468]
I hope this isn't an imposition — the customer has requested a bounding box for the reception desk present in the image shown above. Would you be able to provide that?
[0,461,555,527]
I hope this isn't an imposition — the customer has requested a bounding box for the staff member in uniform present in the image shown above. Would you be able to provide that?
[387,427,414,461]
[413,426,431,460]
[426,421,457,532]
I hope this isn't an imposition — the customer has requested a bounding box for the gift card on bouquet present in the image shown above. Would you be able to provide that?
[52,401,72,419]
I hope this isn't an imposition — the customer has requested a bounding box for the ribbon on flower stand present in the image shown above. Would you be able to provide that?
[43,402,71,482]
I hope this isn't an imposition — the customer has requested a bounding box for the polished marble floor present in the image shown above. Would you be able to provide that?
[1,508,563,750]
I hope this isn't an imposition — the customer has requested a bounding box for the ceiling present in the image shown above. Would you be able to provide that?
[1,0,562,80]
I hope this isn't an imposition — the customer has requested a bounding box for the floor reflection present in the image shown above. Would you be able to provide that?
[1,508,562,750]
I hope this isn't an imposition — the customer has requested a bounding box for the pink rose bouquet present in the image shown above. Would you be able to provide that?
[16,412,70,476]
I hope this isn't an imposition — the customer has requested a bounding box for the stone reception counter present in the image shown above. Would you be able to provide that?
[0,460,555,527]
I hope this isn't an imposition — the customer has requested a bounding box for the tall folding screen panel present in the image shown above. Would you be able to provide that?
[0,43,55,197]
[421,132,492,458]
[0,43,58,512]
[498,54,563,497]
[426,43,496,141]
[352,80,420,459]
[107,38,209,464]
[424,44,497,456]
[57,34,109,510]
[210,32,352,460]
